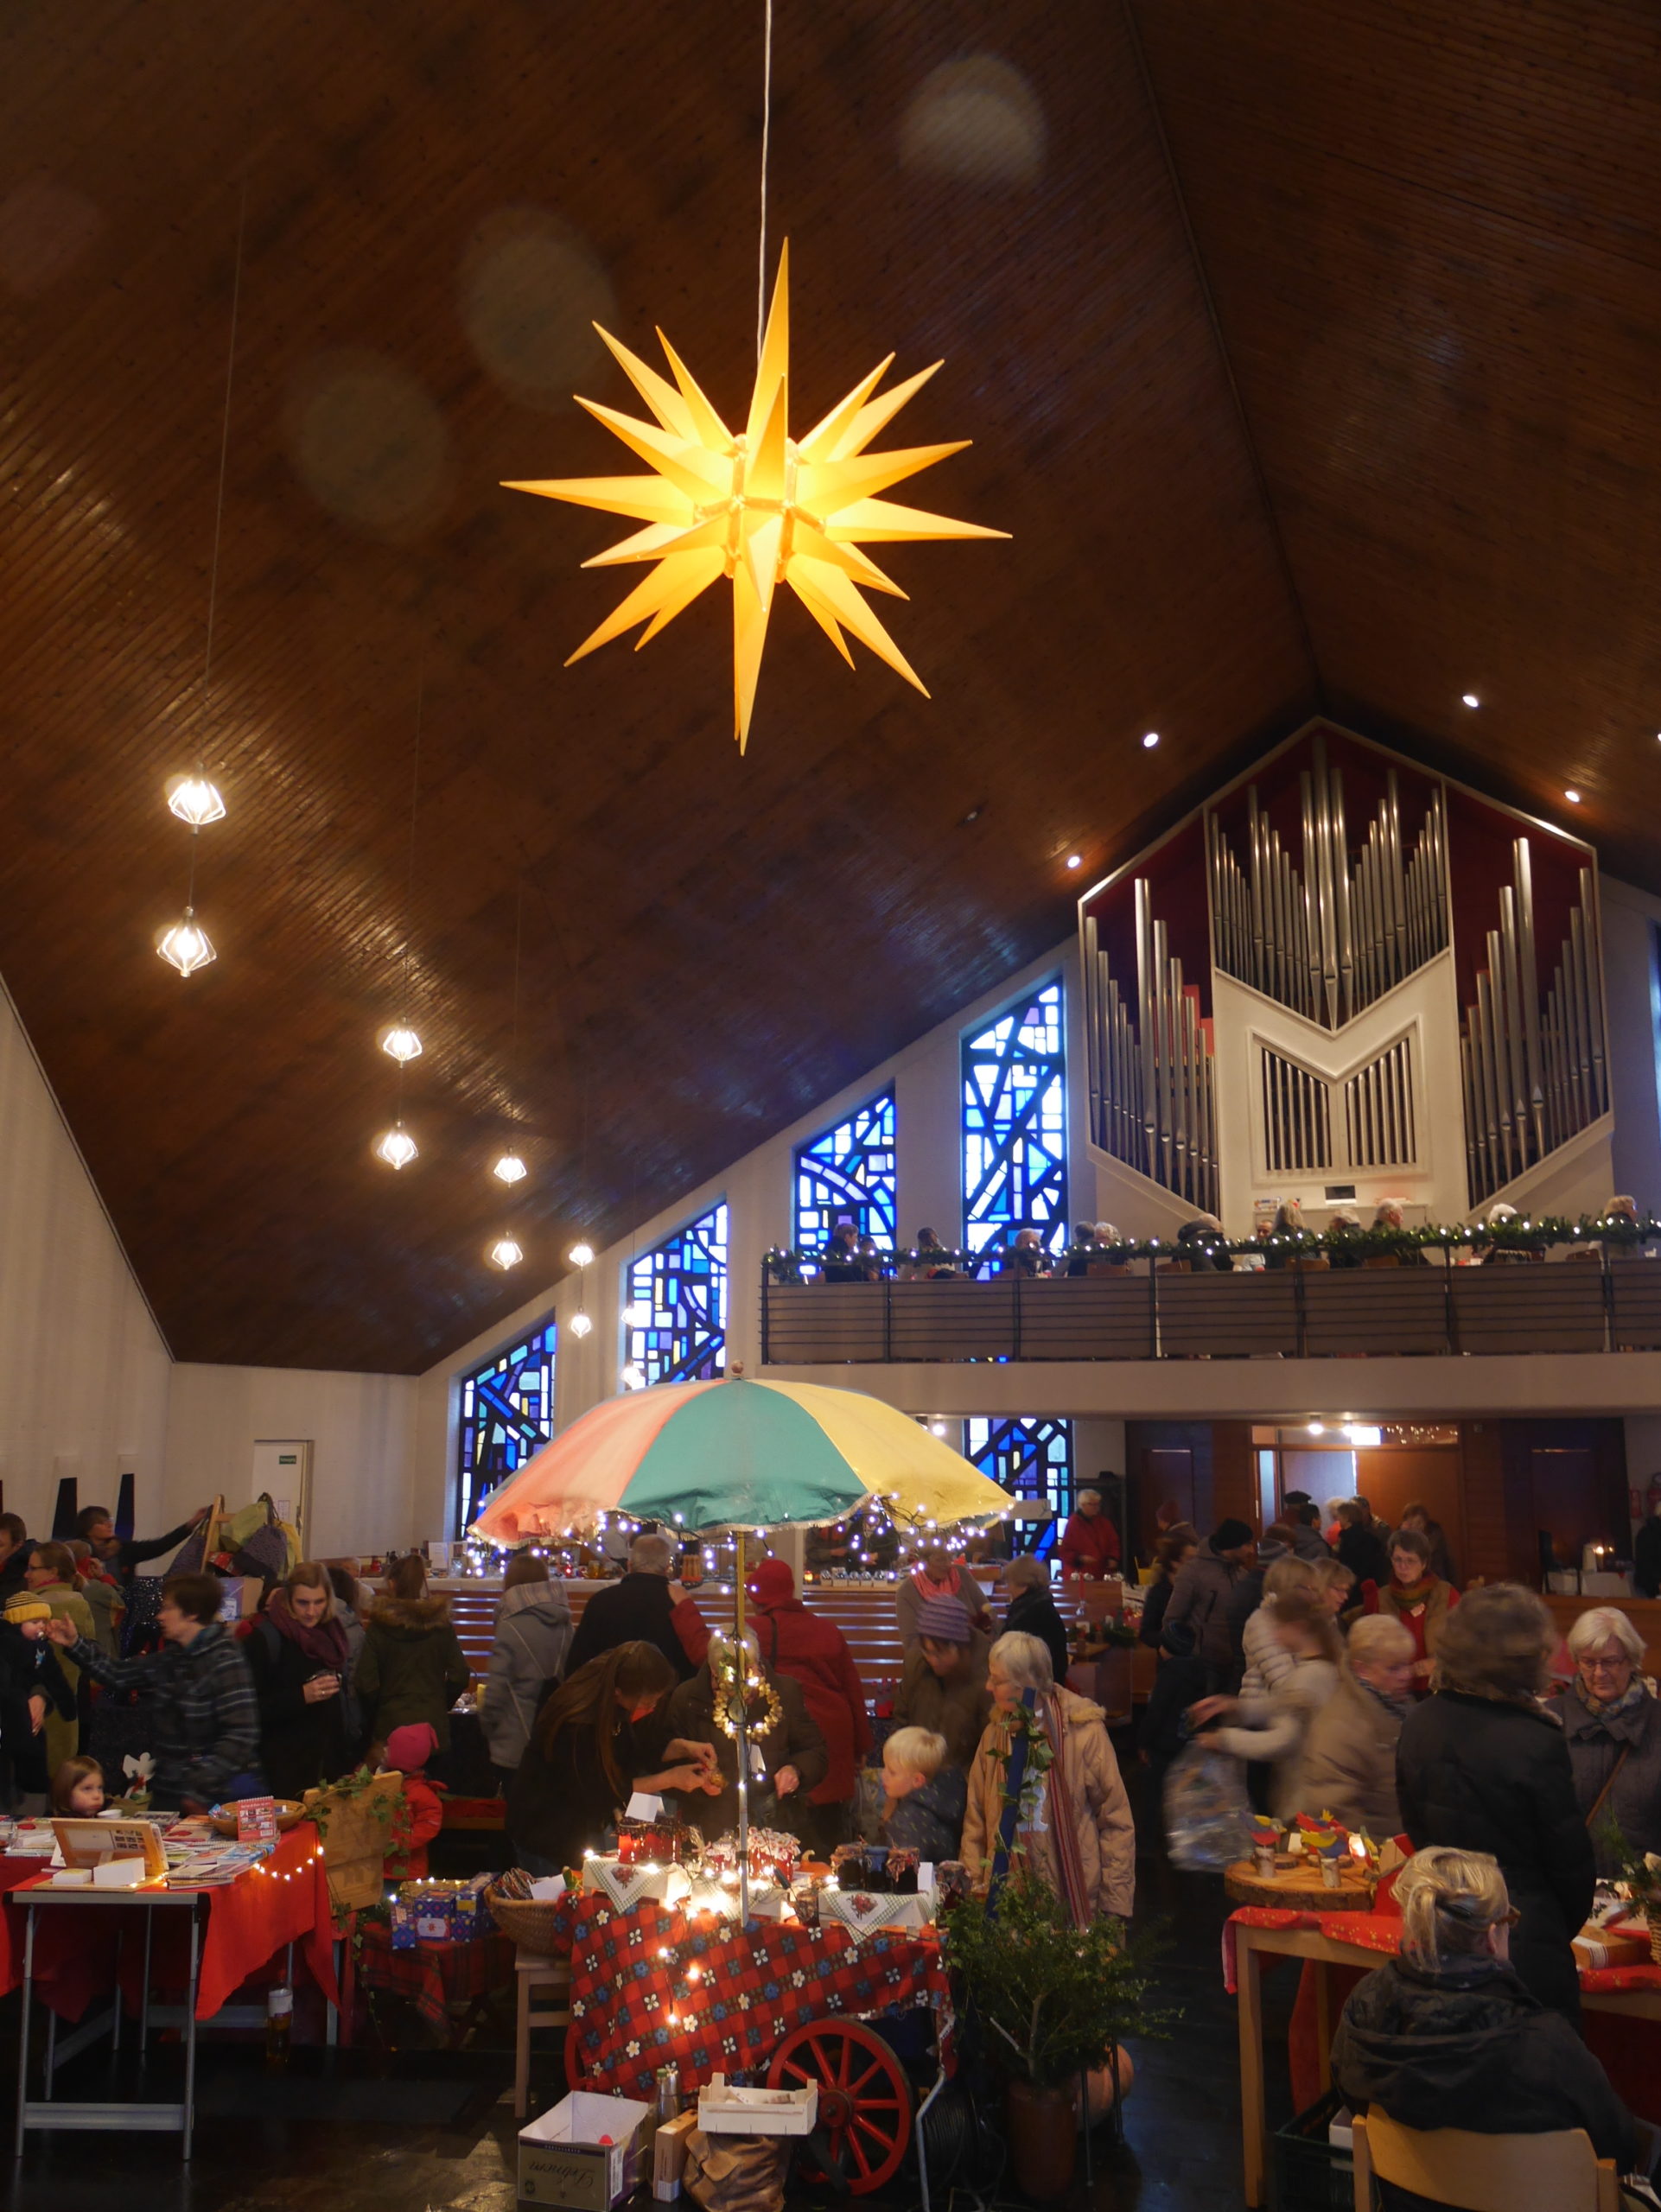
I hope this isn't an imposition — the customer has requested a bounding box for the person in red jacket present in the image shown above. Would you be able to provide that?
[380,1721,445,1880]
[747,1559,871,1853]
[1057,1488,1121,1580]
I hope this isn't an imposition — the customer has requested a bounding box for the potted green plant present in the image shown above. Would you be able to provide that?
[1599,1816,1661,1962]
[942,1883,1175,2201]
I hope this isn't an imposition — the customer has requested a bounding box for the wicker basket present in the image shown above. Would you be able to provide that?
[1649,1913,1661,1967]
[487,1884,570,1956]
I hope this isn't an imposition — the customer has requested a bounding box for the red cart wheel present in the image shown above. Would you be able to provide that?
[767,2015,913,2195]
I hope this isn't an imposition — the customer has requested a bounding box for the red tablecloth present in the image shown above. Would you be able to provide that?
[547,1891,951,2103]
[347,1920,514,2038]
[0,1822,339,2021]
[1224,1904,1661,2121]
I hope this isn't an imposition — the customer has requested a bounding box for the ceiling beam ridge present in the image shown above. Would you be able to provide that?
[1117,0,1327,711]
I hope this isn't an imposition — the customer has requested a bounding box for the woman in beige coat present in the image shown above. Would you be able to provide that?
[1292,1614,1416,1834]
[961,1630,1135,1924]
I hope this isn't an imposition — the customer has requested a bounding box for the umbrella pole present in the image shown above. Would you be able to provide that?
[735,1529,749,1922]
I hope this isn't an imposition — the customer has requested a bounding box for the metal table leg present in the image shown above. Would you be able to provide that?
[111,1926,123,2053]
[13,1902,36,2159]
[139,1899,154,2056]
[182,1903,202,2163]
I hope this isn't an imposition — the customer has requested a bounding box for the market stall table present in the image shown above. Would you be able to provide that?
[542,1887,951,2196]
[1225,1907,1661,2209]
[6,1822,339,2160]
[343,1917,515,2044]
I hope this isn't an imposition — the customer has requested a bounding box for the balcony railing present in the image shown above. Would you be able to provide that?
[759,1255,1661,1364]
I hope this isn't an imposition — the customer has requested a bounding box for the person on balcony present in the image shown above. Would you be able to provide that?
[1065,1222,1099,1275]
[1175,1212,1232,1271]
[1057,1488,1121,1581]
[1262,1198,1307,1266]
[896,1545,991,1647]
[905,1226,958,1280]
[1002,1226,1051,1278]
[820,1222,867,1281]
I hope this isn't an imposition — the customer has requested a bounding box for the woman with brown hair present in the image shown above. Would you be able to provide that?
[506,1641,718,1876]
[1188,1586,1341,1817]
[1397,1583,1594,2023]
[356,1555,471,1755]
[246,1560,359,1798]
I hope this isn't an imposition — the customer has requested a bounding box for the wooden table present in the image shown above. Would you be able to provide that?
[1232,1916,1661,2209]
[1223,1856,1377,1911]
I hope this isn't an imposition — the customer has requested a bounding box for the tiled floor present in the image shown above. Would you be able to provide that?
[0,1748,1295,2209]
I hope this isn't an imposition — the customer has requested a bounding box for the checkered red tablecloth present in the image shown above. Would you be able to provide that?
[547,1890,951,2102]
[347,1919,515,2037]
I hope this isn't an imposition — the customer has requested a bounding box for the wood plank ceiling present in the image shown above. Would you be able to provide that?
[1,0,1657,1372]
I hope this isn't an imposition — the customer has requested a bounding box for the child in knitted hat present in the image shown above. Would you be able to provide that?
[379,1721,444,1880]
[1,1597,75,1814]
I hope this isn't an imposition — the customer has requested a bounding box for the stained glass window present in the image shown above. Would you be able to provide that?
[964,1414,1074,1553]
[625,1202,729,1387]
[794,1090,897,1250]
[455,1317,557,1536]
[962,978,1067,1256]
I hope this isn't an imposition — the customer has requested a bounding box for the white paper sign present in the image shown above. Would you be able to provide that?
[623,1792,664,1822]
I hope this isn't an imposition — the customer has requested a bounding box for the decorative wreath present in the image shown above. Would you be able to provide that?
[708,1630,782,1743]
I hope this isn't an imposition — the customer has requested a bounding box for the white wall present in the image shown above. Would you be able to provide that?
[0,976,171,1538]
[164,1363,420,1559]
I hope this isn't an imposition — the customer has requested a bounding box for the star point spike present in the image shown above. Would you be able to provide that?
[505,242,1005,747]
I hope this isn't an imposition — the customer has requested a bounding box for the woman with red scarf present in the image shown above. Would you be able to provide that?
[748,1560,871,1850]
[895,1547,992,1647]
[246,1561,359,1798]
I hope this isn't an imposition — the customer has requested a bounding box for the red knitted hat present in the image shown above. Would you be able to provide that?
[747,1557,795,1606]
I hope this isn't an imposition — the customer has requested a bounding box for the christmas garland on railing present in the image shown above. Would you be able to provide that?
[763,1214,1661,1281]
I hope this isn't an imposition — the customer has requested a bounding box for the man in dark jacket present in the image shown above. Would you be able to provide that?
[1161,1520,1255,1690]
[1279,1495,1333,1562]
[0,1599,76,1810]
[77,1502,211,1587]
[48,1570,259,1808]
[566,1533,710,1683]
[1002,1556,1070,1685]
[1395,1585,1594,2022]
[659,1634,829,1842]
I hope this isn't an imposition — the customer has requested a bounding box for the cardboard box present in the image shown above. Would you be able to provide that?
[652,2108,697,2202]
[1573,1917,1651,1970]
[519,2091,652,2209]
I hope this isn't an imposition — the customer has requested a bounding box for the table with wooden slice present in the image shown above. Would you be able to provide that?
[1223,1855,1377,1909]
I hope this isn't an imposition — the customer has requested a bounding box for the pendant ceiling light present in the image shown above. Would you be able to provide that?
[489,1235,525,1271]
[156,910,217,977]
[157,185,246,973]
[379,1022,423,1065]
[569,1310,594,1338]
[502,0,1004,751]
[569,1242,595,1269]
[374,1124,417,1171]
[493,1152,528,1185]
[166,773,227,828]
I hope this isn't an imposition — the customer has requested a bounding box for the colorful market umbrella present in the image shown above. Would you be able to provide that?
[468,1375,1013,1541]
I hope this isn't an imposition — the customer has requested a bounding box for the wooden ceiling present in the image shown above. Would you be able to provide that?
[2,0,1658,1372]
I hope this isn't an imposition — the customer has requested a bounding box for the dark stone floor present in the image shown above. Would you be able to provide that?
[0,1751,1298,2210]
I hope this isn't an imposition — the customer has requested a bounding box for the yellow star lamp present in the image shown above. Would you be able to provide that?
[504,244,1008,750]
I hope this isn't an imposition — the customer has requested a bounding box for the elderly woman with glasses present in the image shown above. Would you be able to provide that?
[1558,1605,1661,1875]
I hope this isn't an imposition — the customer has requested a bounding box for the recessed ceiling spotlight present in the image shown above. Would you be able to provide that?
[1564,788,1581,804]
[1066,854,1081,869]
[1142,731,1160,748]
[1461,693,1480,709]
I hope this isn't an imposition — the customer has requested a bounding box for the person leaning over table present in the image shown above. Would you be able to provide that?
[1332,1846,1655,2205]
[506,1641,719,1878]
[658,1625,829,1845]
[1395,1582,1594,2024]
[961,1630,1135,1926]
[355,1554,472,1756]
[890,1594,993,1771]
[46,1570,261,1811]
[1554,1605,1661,1875]
[1291,1613,1416,1834]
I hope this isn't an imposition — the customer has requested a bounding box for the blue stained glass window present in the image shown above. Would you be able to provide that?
[793,1090,897,1249]
[455,1317,557,1536]
[625,1203,729,1387]
[964,1414,1074,1554]
[962,978,1067,1255]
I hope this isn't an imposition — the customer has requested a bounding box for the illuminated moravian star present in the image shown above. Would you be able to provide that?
[503,244,1009,751]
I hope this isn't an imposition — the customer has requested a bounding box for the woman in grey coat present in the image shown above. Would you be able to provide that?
[1556,1604,1661,1876]
[481,1555,573,1783]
